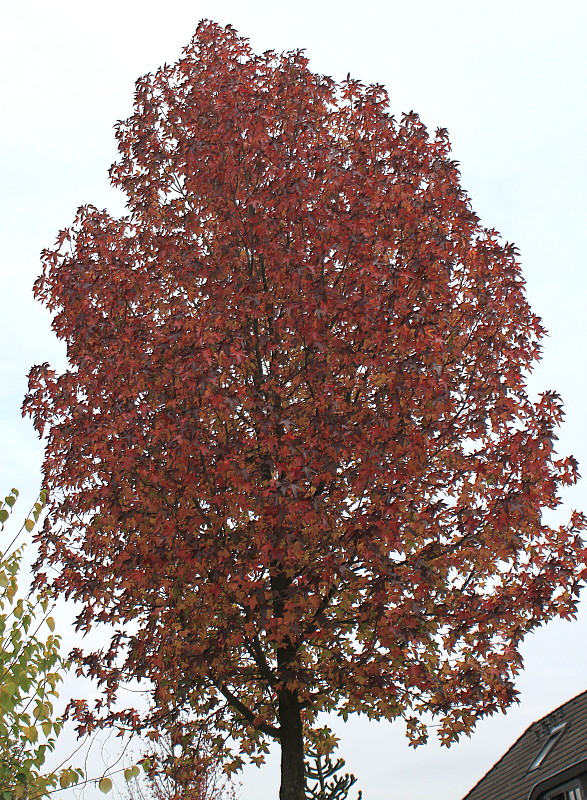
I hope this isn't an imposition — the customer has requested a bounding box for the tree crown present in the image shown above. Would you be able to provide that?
[24,20,586,768]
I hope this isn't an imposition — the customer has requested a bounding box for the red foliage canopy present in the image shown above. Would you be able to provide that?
[24,19,586,797]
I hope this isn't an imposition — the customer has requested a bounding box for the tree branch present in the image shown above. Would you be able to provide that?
[243,635,279,687]
[216,683,281,741]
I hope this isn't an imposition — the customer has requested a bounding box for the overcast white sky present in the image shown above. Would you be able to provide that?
[1,2,586,799]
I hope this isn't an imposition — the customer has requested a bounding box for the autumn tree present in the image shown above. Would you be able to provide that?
[23,20,586,800]
[124,717,238,800]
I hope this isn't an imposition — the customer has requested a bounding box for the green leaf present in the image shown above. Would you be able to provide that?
[67,768,81,785]
[141,758,151,772]
[42,721,52,736]
[5,495,16,507]
[46,616,55,632]
[24,725,39,743]
[0,509,9,523]
[33,702,49,720]
[98,777,113,794]
[24,518,35,532]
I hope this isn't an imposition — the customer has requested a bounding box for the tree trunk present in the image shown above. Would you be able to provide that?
[279,689,305,800]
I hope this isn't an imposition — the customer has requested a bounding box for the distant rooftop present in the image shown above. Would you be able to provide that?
[463,691,587,800]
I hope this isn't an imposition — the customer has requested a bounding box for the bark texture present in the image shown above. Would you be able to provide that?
[279,690,305,800]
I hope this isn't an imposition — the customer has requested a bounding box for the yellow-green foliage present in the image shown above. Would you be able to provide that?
[0,488,83,799]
